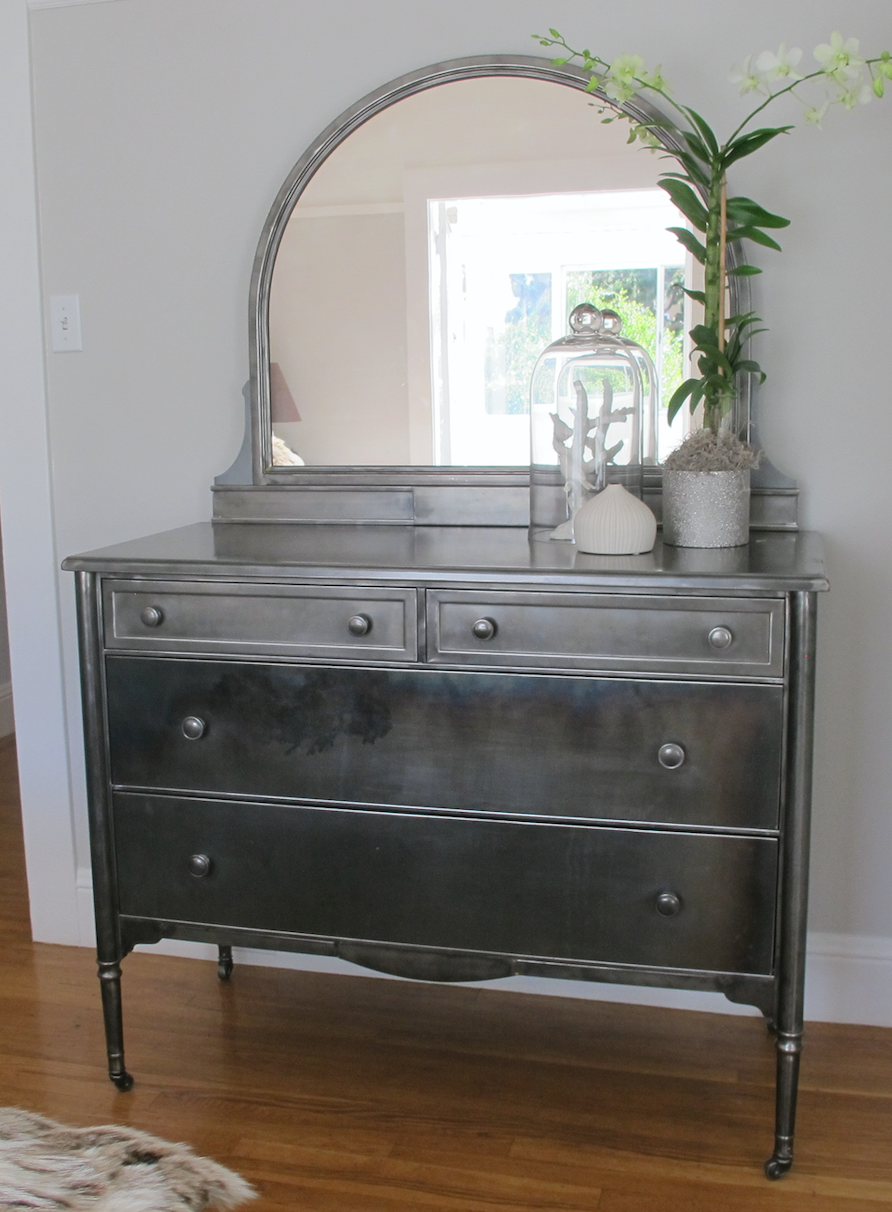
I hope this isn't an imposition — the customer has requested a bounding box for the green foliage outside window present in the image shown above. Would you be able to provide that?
[566,267,685,406]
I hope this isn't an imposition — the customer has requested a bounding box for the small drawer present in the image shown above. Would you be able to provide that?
[103,580,417,661]
[114,795,778,976]
[428,591,784,677]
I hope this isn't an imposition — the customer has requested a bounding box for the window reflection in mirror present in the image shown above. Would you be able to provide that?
[268,76,691,469]
[428,189,686,466]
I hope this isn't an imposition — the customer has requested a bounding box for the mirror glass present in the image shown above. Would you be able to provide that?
[264,71,696,473]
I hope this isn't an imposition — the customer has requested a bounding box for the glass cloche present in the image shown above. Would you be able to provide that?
[530,304,657,540]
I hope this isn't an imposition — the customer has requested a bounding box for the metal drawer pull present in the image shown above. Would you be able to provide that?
[655,892,682,917]
[188,854,211,878]
[347,614,372,637]
[181,716,207,740]
[472,618,497,640]
[658,742,686,770]
[139,606,164,628]
[708,626,734,650]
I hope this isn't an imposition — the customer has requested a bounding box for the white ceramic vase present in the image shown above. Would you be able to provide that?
[662,469,750,548]
[573,484,657,555]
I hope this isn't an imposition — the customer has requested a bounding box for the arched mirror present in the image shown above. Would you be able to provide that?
[231,55,760,526]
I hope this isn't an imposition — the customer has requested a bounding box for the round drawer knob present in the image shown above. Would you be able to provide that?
[708,626,733,650]
[658,742,686,770]
[347,614,372,637]
[139,606,164,628]
[655,892,682,917]
[188,854,211,878]
[181,715,207,740]
[472,618,497,641]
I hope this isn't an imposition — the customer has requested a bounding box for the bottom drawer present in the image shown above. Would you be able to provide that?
[113,795,778,976]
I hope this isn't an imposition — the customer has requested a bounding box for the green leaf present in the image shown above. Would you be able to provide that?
[725,319,764,351]
[699,372,731,392]
[731,329,768,352]
[681,130,713,165]
[658,179,709,231]
[728,225,783,252]
[684,108,720,157]
[666,226,706,263]
[725,196,790,229]
[670,152,711,189]
[728,264,762,276]
[690,323,719,347]
[721,125,793,168]
[697,347,735,375]
[683,288,706,305]
[725,310,762,328]
[667,378,701,424]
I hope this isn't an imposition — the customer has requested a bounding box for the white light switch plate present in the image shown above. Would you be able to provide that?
[50,295,83,351]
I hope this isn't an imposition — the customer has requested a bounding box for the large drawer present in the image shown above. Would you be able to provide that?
[103,580,417,660]
[428,590,785,678]
[113,795,778,976]
[106,658,784,831]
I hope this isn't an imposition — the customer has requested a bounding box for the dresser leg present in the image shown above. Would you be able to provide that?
[97,960,134,1091]
[217,945,234,981]
[764,1029,801,1179]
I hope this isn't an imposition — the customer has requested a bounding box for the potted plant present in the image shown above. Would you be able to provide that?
[534,30,890,545]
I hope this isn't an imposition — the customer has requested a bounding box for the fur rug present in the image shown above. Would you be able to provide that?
[0,1108,255,1211]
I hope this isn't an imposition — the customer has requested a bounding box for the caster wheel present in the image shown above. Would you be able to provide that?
[111,1070,134,1092]
[764,1156,791,1180]
[217,946,234,981]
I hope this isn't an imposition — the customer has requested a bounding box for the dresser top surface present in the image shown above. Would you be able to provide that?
[63,523,828,594]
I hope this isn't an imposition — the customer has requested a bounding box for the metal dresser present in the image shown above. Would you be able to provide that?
[64,522,827,1178]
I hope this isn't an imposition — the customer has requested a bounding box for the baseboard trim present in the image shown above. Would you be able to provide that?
[0,682,13,738]
[803,932,892,1027]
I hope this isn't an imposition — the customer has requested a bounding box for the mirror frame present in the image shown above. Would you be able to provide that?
[245,53,755,511]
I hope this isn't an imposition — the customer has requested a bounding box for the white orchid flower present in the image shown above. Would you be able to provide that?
[804,101,829,126]
[814,32,866,83]
[609,52,646,81]
[604,52,647,101]
[729,55,765,95]
[603,77,638,103]
[836,80,872,109]
[638,65,670,94]
[633,125,662,148]
[755,44,803,83]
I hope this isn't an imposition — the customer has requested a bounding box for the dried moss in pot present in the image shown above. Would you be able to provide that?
[663,428,763,472]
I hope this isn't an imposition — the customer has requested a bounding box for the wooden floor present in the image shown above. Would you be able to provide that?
[1,736,892,1209]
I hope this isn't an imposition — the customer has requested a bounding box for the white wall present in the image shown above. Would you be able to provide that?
[0,527,13,737]
[5,0,892,1022]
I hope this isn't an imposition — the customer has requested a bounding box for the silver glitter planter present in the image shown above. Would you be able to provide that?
[662,469,750,548]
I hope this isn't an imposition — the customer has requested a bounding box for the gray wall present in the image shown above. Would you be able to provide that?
[8,0,892,1014]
